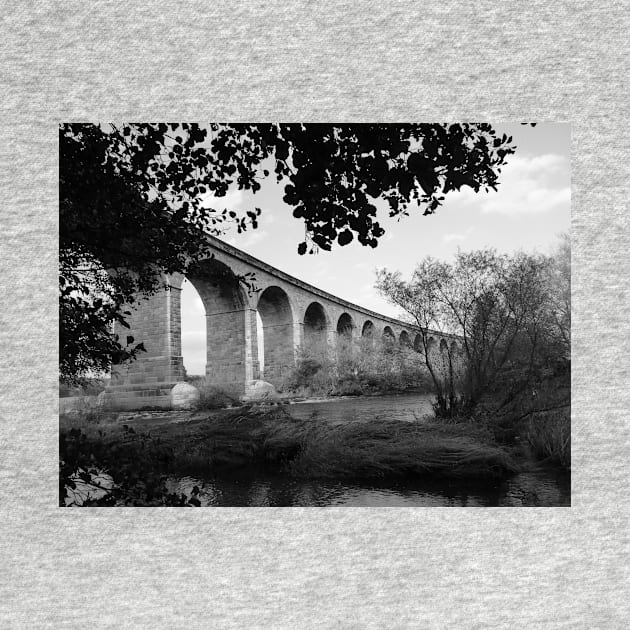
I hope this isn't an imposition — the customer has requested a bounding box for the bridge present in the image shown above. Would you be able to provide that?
[104,235,461,409]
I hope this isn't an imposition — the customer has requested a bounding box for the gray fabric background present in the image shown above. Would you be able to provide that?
[1,1,628,627]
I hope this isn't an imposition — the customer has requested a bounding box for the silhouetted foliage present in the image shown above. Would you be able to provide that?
[60,424,201,506]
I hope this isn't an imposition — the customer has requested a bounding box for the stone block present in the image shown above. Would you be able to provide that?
[171,382,201,410]
[245,380,279,401]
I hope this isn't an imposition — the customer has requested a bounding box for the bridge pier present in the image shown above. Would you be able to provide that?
[103,282,187,410]
[205,306,259,392]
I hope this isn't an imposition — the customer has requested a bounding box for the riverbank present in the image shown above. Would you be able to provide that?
[60,402,523,506]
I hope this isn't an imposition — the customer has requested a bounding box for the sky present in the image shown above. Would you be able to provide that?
[181,123,571,375]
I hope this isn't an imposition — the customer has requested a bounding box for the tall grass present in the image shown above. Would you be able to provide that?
[290,419,518,480]
[62,406,519,484]
[526,408,570,468]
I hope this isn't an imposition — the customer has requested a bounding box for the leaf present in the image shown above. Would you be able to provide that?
[337,229,354,246]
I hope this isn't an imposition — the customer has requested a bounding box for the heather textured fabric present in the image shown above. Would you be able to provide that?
[1,2,629,627]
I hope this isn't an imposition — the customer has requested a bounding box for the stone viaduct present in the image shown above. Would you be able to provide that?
[105,235,462,409]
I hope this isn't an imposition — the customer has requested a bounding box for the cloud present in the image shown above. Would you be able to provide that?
[443,227,473,243]
[200,188,245,211]
[448,153,570,217]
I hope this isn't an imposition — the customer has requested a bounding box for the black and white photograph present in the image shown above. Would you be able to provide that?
[5,1,630,627]
[59,123,571,507]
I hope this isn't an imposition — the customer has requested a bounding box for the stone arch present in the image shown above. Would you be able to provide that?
[303,301,329,357]
[256,285,295,385]
[413,333,423,353]
[180,278,207,377]
[399,330,411,347]
[362,320,375,338]
[337,312,354,337]
[382,326,396,354]
[186,257,255,390]
[361,320,375,349]
[336,312,355,358]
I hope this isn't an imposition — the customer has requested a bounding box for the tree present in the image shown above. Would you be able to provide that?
[544,232,571,361]
[376,249,558,415]
[60,123,517,383]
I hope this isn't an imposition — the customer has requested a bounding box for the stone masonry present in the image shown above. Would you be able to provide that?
[103,235,462,409]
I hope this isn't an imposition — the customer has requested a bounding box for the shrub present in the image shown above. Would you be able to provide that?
[59,376,107,398]
[195,381,242,409]
[526,408,570,468]
[280,340,432,397]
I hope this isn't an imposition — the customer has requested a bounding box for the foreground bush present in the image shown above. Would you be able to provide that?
[59,376,107,398]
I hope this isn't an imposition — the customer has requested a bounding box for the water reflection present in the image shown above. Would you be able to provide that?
[165,468,570,507]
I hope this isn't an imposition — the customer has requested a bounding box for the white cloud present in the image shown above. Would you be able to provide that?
[481,185,570,216]
[443,227,473,243]
[447,153,570,217]
[482,153,569,216]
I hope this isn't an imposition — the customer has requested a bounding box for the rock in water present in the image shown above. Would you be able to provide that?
[171,382,201,409]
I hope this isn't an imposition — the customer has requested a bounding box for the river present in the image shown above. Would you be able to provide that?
[165,393,571,507]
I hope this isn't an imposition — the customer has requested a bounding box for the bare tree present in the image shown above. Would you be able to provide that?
[376,248,560,416]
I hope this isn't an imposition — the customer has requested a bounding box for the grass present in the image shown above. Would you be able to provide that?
[289,419,518,480]
[60,405,519,485]
[525,408,570,468]
[467,367,571,470]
